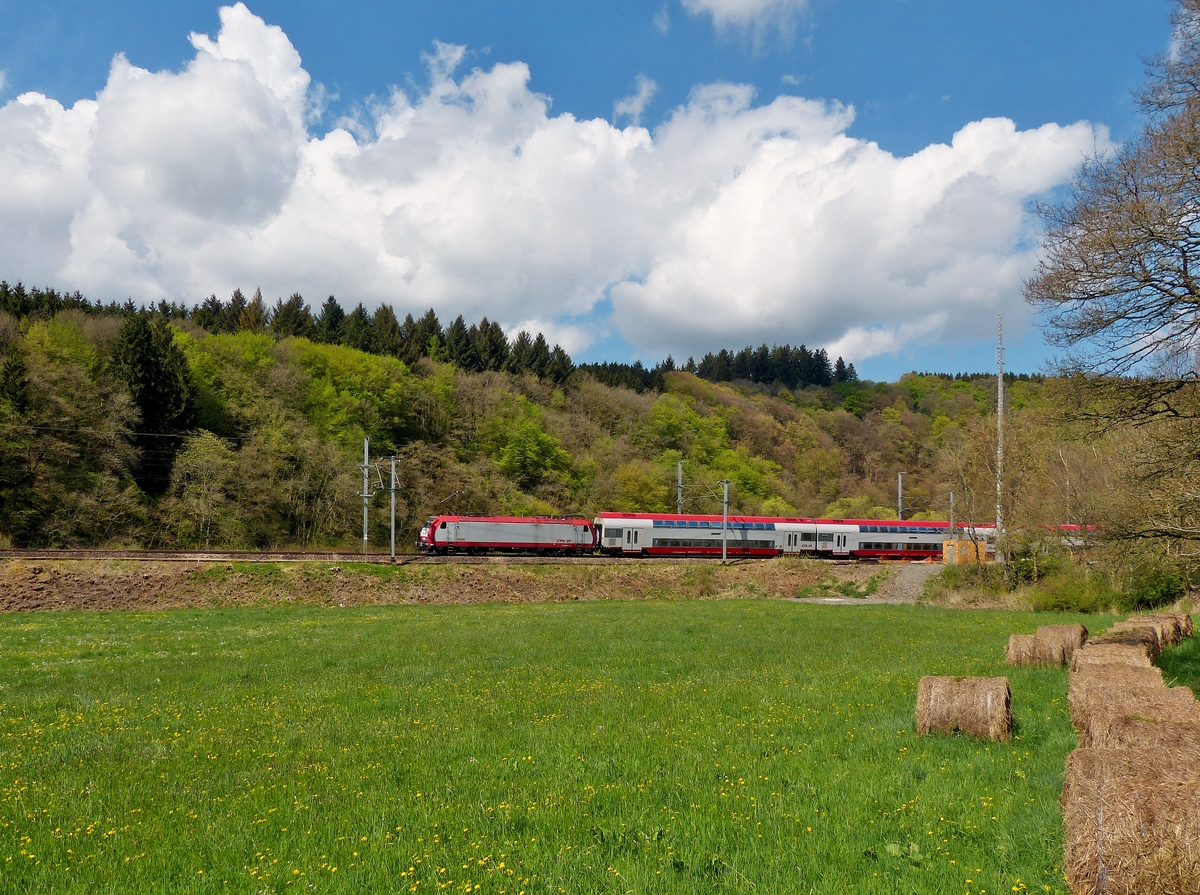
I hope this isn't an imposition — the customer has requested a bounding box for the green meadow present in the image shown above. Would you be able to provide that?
[0,600,1106,894]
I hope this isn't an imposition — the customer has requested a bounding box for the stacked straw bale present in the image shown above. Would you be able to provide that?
[1088,627,1162,659]
[1143,610,1191,639]
[1120,613,1187,647]
[1067,664,1164,721]
[1037,623,1088,663]
[1006,624,1089,666]
[1107,620,1168,651]
[1060,612,1199,894]
[1071,684,1198,748]
[915,676,1011,742]
[1062,745,1200,895]
[1071,642,1154,670]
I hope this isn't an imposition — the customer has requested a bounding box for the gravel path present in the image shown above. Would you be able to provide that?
[794,562,942,605]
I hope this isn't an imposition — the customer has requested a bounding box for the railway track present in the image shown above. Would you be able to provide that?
[0,548,744,566]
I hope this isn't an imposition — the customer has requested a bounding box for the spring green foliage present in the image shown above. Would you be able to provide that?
[0,600,1086,894]
[1,287,1193,614]
[927,558,1187,614]
[1158,628,1200,697]
[475,395,573,490]
[282,339,415,450]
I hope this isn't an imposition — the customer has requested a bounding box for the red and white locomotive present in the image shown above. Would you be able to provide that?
[418,515,597,555]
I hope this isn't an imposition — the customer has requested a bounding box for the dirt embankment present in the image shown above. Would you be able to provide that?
[0,557,892,612]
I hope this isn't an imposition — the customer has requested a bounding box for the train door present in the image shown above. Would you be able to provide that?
[833,533,850,556]
[626,526,643,554]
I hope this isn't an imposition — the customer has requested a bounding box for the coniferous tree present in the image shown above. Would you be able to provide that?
[271,294,313,339]
[463,322,487,372]
[371,305,404,358]
[240,289,268,332]
[193,295,224,332]
[0,348,30,414]
[475,318,509,372]
[398,313,419,364]
[751,344,771,382]
[444,316,480,370]
[528,333,552,379]
[411,309,443,363]
[812,348,833,386]
[110,313,195,493]
[697,350,731,382]
[313,296,345,344]
[341,303,373,351]
[545,345,575,384]
[833,356,858,383]
[221,289,247,333]
[157,299,187,320]
[505,331,534,374]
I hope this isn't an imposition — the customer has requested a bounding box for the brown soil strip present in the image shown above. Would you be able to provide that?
[0,556,873,612]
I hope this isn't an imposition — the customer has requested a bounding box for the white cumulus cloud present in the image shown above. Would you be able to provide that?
[680,0,810,41]
[0,3,1102,363]
[613,75,658,126]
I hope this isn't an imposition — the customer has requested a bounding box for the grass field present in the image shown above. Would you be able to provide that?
[0,600,1108,894]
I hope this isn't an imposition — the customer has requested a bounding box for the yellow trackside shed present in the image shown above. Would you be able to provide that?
[942,539,993,564]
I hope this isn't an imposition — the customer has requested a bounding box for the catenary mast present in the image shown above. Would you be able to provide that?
[995,315,1005,541]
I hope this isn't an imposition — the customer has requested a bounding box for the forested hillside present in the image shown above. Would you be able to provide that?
[0,280,1133,564]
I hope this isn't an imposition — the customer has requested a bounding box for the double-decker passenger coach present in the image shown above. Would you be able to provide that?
[594,512,996,560]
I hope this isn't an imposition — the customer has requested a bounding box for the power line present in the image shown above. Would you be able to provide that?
[4,423,193,439]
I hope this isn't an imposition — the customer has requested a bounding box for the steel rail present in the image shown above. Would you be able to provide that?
[0,549,741,566]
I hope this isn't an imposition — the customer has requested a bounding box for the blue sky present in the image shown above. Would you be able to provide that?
[0,0,1174,379]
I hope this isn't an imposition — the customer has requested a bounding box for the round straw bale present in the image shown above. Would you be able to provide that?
[1109,620,1167,651]
[1087,711,1200,750]
[1069,662,1164,692]
[1127,614,1184,647]
[915,676,1011,742]
[1005,634,1040,666]
[1062,745,1200,895]
[1075,690,1199,748]
[1098,625,1163,656]
[1035,623,1088,664]
[1071,642,1155,670]
[1067,664,1167,734]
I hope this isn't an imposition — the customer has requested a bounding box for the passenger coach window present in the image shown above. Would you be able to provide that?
[608,528,623,540]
